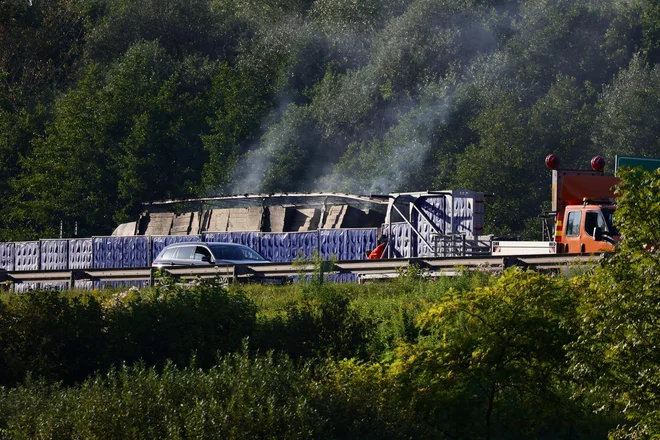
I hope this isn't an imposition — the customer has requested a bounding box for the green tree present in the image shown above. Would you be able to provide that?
[593,55,660,162]
[8,63,112,239]
[201,64,273,192]
[385,269,607,439]
[506,0,612,90]
[450,92,540,237]
[12,41,214,238]
[569,168,660,439]
[640,0,660,64]
[84,0,237,63]
[528,75,598,169]
[232,104,324,193]
[0,0,88,109]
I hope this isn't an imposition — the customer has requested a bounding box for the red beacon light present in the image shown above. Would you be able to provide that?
[545,154,560,170]
[591,155,606,172]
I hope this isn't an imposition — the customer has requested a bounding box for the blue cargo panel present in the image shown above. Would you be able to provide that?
[289,232,317,261]
[74,280,94,290]
[69,239,93,269]
[415,196,449,233]
[151,235,202,261]
[260,232,316,262]
[383,223,411,258]
[320,229,377,260]
[319,230,343,260]
[259,233,287,262]
[120,236,149,267]
[40,240,69,270]
[93,237,123,268]
[229,232,260,250]
[344,229,377,260]
[411,192,485,257]
[14,241,40,271]
[94,280,150,290]
[328,273,359,283]
[413,196,447,258]
[202,232,232,243]
[0,242,14,270]
[39,282,69,291]
[12,283,40,293]
[453,192,483,234]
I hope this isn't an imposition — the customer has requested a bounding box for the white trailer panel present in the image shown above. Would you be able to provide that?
[492,241,557,256]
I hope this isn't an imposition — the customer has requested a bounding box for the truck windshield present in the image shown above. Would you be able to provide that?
[602,209,619,236]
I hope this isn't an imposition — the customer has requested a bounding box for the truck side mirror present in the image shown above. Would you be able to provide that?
[593,226,603,241]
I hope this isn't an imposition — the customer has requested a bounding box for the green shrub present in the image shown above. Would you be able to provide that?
[261,283,376,360]
[0,350,328,440]
[382,268,615,439]
[0,290,105,386]
[0,282,258,387]
[314,358,429,439]
[103,281,258,369]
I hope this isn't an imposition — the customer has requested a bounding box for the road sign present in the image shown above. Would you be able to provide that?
[616,155,660,175]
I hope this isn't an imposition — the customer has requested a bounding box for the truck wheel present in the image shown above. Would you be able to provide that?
[581,244,585,253]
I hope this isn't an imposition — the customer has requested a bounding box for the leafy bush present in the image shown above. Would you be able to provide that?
[382,268,614,439]
[257,282,376,360]
[0,350,327,440]
[0,270,627,439]
[315,358,429,439]
[0,290,105,387]
[0,282,257,387]
[568,168,660,439]
[103,281,258,369]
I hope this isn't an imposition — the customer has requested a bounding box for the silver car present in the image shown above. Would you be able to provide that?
[152,242,268,268]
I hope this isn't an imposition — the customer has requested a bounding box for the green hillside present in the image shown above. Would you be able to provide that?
[2,0,660,240]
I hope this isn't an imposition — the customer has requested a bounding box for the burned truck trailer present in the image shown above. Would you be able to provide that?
[0,190,488,289]
[112,190,489,261]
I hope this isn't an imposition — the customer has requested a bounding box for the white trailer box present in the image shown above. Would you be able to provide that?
[492,241,557,256]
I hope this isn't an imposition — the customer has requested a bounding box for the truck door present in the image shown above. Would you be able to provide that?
[583,210,615,252]
[563,209,582,253]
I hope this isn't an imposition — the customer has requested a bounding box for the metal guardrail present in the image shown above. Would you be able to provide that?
[0,253,602,290]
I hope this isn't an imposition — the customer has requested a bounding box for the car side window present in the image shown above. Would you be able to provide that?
[194,247,212,261]
[160,248,177,259]
[241,247,263,260]
[226,247,244,260]
[175,245,194,260]
[565,211,581,237]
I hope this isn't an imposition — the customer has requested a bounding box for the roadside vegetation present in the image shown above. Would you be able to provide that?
[1,169,659,439]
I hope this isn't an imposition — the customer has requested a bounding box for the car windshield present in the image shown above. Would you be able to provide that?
[209,245,265,261]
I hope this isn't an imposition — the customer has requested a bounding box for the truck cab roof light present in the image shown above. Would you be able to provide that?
[545,154,560,170]
[591,155,606,172]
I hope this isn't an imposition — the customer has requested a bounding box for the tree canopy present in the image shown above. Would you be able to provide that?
[1,0,660,239]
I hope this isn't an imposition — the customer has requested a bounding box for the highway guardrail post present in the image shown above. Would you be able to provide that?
[149,267,155,286]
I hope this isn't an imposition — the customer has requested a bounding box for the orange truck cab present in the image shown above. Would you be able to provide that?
[560,203,619,253]
[546,154,620,254]
[545,154,660,254]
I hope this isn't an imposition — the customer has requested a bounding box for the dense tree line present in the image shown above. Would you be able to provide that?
[2,0,660,240]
